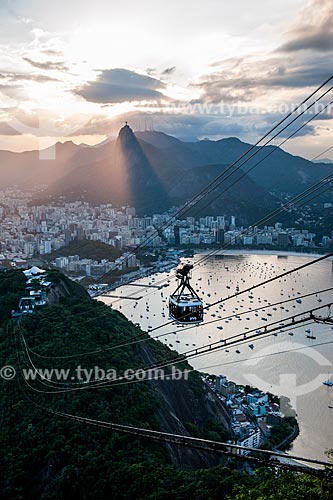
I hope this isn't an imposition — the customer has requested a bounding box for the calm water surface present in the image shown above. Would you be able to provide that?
[100,253,333,461]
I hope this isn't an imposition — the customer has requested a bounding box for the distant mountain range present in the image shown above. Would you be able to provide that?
[1,125,332,221]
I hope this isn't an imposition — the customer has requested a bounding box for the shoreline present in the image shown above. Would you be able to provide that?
[196,249,330,259]
[96,249,330,294]
[275,423,300,452]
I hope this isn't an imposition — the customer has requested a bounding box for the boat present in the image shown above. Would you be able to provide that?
[323,374,333,387]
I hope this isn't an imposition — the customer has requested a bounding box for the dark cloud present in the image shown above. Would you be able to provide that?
[23,57,68,71]
[75,68,168,104]
[191,80,262,104]
[65,103,326,143]
[192,53,333,104]
[140,112,269,142]
[162,66,176,75]
[1,95,321,143]
[42,49,64,57]
[170,114,318,142]
[146,67,157,75]
[0,71,58,83]
[278,0,333,53]
[193,0,333,105]
[307,110,333,121]
[279,31,333,53]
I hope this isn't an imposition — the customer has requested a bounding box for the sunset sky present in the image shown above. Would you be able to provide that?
[0,0,332,158]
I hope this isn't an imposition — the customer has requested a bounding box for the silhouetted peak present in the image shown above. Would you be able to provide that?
[119,121,132,133]
[117,122,137,147]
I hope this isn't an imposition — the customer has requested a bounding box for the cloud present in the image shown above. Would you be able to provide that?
[279,28,333,53]
[23,57,68,71]
[193,55,333,104]
[0,108,320,143]
[68,114,115,136]
[0,120,23,135]
[191,0,333,105]
[0,83,21,99]
[41,48,64,57]
[0,107,98,137]
[141,112,268,142]
[0,72,58,105]
[278,0,333,53]
[162,66,176,75]
[0,71,58,83]
[63,101,322,144]
[0,108,40,136]
[75,68,168,104]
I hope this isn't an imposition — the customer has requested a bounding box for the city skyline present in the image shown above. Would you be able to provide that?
[0,187,327,277]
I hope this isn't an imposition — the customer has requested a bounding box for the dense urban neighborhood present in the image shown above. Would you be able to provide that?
[1,187,332,279]
[204,375,297,454]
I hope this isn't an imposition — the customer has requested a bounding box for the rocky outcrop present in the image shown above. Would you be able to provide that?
[139,343,232,468]
[46,275,89,305]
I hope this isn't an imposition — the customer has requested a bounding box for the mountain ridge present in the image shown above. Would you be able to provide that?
[1,127,331,219]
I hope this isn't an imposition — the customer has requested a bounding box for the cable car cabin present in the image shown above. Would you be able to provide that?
[169,296,203,324]
[168,263,203,324]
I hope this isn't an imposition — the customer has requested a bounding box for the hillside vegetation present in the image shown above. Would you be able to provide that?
[45,239,122,262]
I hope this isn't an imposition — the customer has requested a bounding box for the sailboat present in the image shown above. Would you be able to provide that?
[323,373,333,387]
[328,382,333,409]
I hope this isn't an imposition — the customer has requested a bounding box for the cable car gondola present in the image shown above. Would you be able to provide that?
[168,263,203,324]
